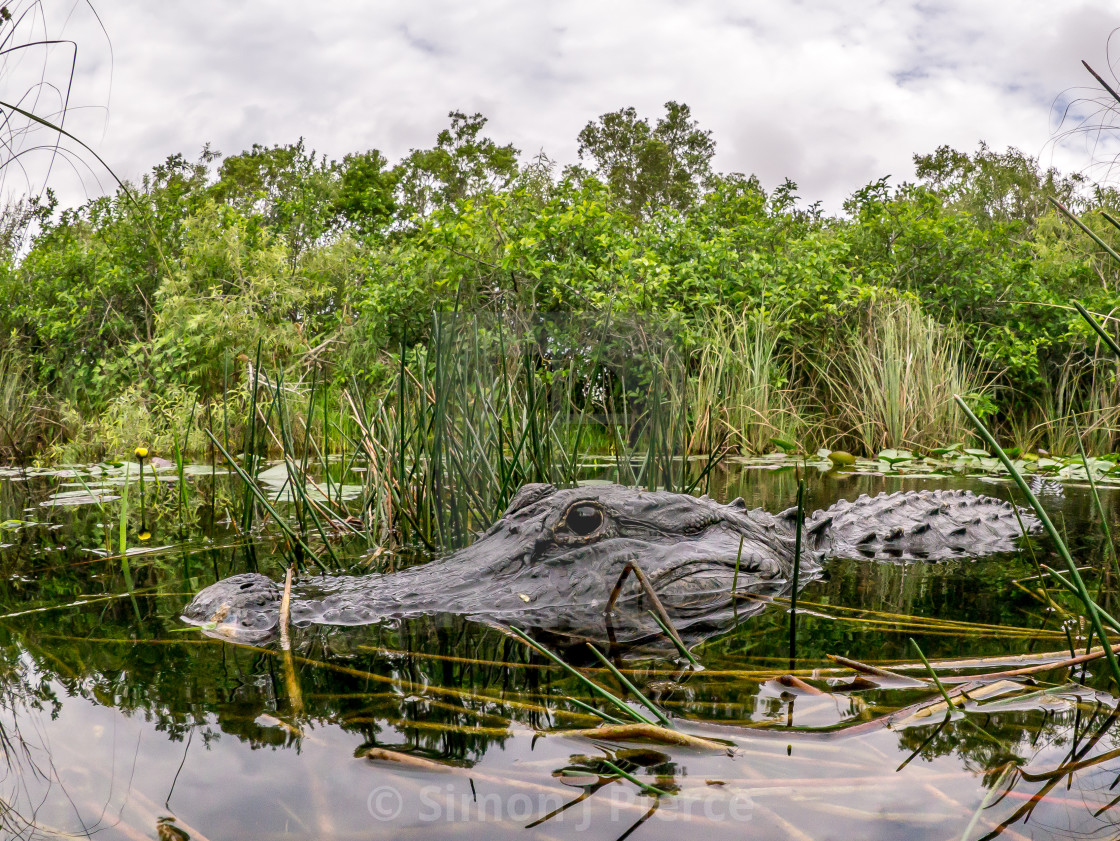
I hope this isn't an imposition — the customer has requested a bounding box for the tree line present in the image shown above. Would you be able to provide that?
[1,102,1118,458]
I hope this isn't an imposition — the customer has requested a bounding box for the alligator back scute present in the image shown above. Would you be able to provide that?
[814,489,1041,561]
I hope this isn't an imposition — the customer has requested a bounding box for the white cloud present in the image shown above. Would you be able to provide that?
[4,0,1119,211]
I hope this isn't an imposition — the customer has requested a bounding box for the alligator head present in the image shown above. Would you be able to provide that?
[182,483,1039,649]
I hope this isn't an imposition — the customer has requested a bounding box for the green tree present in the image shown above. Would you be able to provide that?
[212,139,341,261]
[153,199,327,395]
[575,101,715,218]
[333,149,397,238]
[394,111,520,220]
[914,142,1087,229]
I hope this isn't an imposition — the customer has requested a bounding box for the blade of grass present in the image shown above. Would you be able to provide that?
[507,627,654,725]
[1074,301,1120,359]
[118,463,140,620]
[599,759,669,796]
[585,643,674,729]
[1051,199,1120,265]
[910,638,956,707]
[1072,411,1120,586]
[565,696,627,725]
[789,477,805,671]
[646,611,699,667]
[731,534,745,593]
[954,394,1120,688]
[204,429,325,571]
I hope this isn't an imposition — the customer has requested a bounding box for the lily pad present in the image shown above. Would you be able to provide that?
[877,449,915,466]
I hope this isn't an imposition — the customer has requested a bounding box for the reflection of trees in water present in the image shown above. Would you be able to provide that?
[12,599,1120,838]
[0,645,94,836]
[895,698,1120,771]
[4,615,525,757]
[893,697,1120,838]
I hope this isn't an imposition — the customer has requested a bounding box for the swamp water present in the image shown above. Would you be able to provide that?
[2,460,1120,839]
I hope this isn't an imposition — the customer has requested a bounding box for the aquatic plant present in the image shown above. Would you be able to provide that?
[686,307,811,454]
[823,299,989,453]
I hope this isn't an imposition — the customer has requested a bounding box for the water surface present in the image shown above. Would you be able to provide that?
[2,461,1119,839]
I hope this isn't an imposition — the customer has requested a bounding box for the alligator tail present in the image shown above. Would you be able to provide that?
[806,489,1041,561]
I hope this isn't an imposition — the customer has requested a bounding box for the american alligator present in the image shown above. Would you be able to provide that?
[183,484,1040,646]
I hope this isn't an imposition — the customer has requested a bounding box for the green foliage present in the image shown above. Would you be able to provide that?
[154,199,327,394]
[394,111,520,220]
[334,149,397,238]
[914,142,1088,227]
[212,139,342,261]
[2,104,1119,459]
[576,101,715,218]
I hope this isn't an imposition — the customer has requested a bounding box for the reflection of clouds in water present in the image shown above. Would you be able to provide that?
[7,600,1120,837]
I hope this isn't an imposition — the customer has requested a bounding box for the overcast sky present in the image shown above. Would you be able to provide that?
[4,0,1120,213]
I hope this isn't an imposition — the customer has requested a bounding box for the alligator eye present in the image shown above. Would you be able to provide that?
[565,504,604,537]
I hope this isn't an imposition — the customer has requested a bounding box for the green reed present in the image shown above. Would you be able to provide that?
[788,478,805,670]
[342,312,727,553]
[509,627,656,725]
[955,394,1120,688]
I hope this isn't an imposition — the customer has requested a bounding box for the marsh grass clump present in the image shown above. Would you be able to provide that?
[343,312,724,552]
[823,299,989,453]
[687,308,812,455]
[1032,354,1120,455]
[0,345,57,460]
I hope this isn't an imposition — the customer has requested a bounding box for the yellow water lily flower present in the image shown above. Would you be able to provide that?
[138,531,151,541]
[134,447,149,459]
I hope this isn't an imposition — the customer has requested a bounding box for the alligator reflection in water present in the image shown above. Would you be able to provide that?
[5,464,1117,840]
[184,483,1040,649]
[7,612,1120,840]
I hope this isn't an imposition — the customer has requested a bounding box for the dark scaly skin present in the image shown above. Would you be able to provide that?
[182,484,1040,645]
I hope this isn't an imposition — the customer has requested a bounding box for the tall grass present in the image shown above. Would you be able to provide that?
[345,312,724,552]
[823,299,988,453]
[687,308,811,454]
[1033,352,1120,455]
[0,345,56,460]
